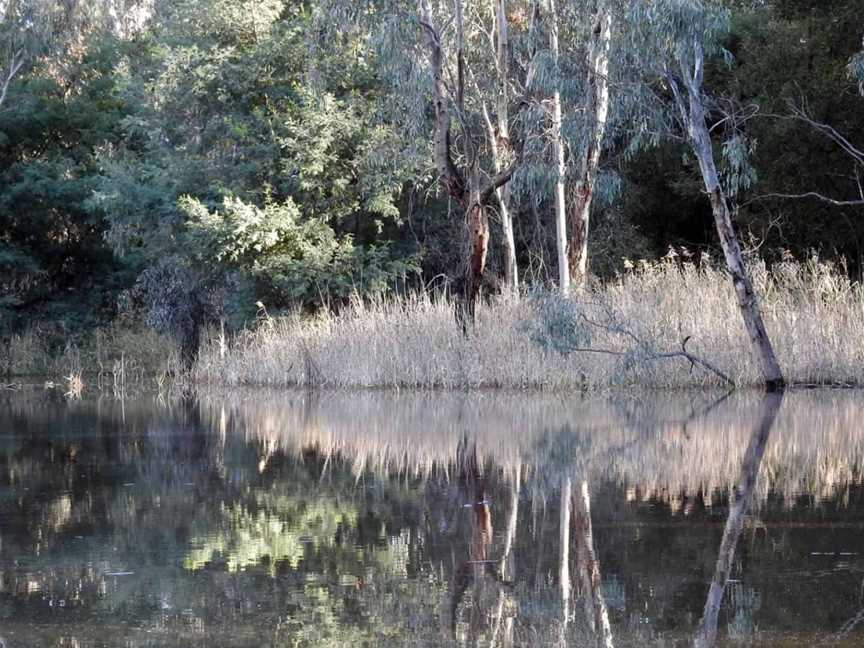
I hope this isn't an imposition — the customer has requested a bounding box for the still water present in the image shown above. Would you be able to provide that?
[1,388,863,647]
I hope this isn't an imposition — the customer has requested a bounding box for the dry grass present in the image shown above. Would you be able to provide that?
[195,254,864,390]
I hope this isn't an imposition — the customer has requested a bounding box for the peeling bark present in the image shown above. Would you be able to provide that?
[419,0,518,322]
[568,7,612,291]
[464,169,491,322]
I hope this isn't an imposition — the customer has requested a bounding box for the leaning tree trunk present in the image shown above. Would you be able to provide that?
[669,46,785,391]
[548,0,571,294]
[568,7,612,291]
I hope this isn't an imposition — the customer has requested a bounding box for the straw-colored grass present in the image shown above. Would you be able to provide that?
[195,254,864,390]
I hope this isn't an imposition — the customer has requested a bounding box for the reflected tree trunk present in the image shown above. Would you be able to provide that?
[560,476,572,630]
[451,439,501,642]
[500,464,521,581]
[574,479,614,648]
[693,391,785,648]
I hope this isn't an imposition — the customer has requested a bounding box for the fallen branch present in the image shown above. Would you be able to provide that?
[573,307,735,387]
[562,339,735,387]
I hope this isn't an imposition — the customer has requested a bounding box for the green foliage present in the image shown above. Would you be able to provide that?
[0,40,130,332]
[2,0,864,348]
[181,196,418,308]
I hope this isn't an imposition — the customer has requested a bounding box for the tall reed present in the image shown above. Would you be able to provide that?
[195,255,864,390]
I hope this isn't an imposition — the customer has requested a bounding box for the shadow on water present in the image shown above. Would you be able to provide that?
[1,387,863,646]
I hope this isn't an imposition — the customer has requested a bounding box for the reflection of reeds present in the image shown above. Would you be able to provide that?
[197,388,864,506]
[195,257,864,389]
[64,370,84,399]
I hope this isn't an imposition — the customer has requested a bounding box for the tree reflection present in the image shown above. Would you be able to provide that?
[693,390,784,648]
[3,387,864,647]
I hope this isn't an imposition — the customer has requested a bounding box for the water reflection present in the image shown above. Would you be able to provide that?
[0,388,862,646]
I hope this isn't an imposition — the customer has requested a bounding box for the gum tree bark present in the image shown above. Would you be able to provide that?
[693,391,784,648]
[568,6,612,291]
[486,0,518,292]
[548,0,570,294]
[418,0,517,321]
[667,40,784,391]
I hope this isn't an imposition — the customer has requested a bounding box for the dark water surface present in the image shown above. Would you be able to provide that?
[1,388,863,647]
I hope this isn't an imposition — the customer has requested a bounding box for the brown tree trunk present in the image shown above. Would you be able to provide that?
[419,0,518,324]
[693,391,784,648]
[464,171,490,322]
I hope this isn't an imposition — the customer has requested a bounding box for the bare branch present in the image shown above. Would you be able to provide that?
[565,304,735,387]
[752,192,864,207]
[479,157,519,204]
[787,101,864,164]
[0,49,26,110]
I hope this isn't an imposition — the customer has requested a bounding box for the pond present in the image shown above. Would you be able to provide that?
[1,387,863,647]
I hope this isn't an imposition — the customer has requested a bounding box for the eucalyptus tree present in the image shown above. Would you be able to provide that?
[566,4,611,292]
[527,0,642,293]
[483,0,519,291]
[0,0,147,110]
[628,0,784,390]
[318,0,535,319]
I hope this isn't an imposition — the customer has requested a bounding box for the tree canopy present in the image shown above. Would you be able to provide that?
[0,0,862,343]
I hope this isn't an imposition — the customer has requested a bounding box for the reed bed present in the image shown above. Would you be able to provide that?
[195,255,864,390]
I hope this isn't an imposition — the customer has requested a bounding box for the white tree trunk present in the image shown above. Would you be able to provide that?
[548,0,570,294]
[499,464,520,581]
[560,476,572,630]
[669,46,784,390]
[495,0,518,292]
[569,7,612,291]
[574,480,614,648]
